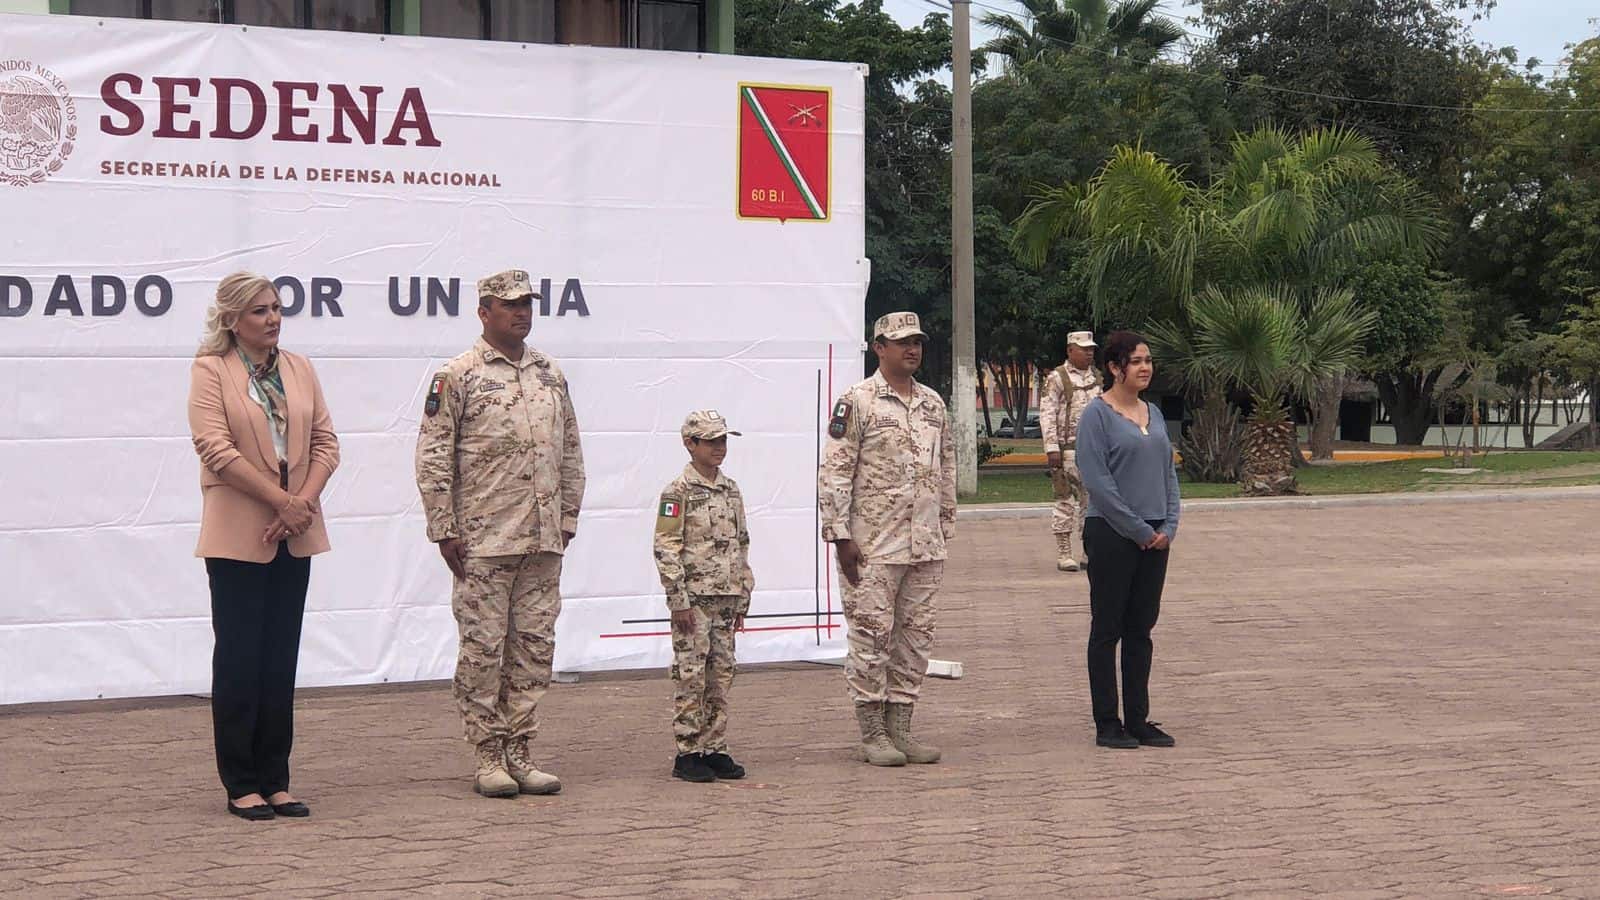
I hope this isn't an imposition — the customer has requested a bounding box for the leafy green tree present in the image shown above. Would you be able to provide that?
[1555,293,1600,444]
[1349,256,1451,445]
[1447,36,1600,439]
[1495,319,1559,447]
[1193,0,1495,195]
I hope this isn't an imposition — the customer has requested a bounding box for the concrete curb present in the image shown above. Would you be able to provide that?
[957,485,1600,520]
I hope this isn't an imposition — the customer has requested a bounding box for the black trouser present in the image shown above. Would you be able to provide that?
[1083,516,1170,728]
[206,541,310,800]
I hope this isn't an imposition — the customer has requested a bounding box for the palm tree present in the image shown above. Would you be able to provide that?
[1150,285,1377,494]
[1213,127,1443,289]
[981,0,1089,69]
[981,0,1183,71]
[1012,126,1445,480]
[1017,126,1440,313]
[1211,127,1443,458]
[1104,0,1186,59]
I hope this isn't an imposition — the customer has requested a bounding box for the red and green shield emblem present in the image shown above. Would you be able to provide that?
[737,83,831,222]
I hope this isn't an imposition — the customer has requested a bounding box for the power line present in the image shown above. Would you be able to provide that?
[926,0,1600,114]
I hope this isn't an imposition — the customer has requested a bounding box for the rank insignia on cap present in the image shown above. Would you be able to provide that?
[659,500,681,518]
[827,398,852,439]
[424,374,446,417]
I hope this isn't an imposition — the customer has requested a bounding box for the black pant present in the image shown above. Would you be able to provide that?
[206,542,310,799]
[1084,517,1170,727]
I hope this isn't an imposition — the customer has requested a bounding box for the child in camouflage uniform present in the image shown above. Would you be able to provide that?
[652,410,755,782]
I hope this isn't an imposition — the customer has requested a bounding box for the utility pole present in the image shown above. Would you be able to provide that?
[951,0,978,496]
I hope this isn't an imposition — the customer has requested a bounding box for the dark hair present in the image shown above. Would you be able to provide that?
[1099,330,1148,390]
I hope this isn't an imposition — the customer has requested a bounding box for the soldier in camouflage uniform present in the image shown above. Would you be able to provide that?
[414,268,586,799]
[1040,331,1102,572]
[652,410,755,783]
[818,311,956,767]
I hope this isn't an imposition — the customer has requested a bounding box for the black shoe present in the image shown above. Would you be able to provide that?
[701,752,746,780]
[270,801,311,817]
[1127,721,1175,747]
[672,753,716,783]
[1095,722,1140,749]
[226,800,275,821]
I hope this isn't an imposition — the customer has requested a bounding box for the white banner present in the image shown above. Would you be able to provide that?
[0,14,864,705]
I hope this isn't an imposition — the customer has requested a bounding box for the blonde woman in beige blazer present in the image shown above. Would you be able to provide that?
[187,272,339,821]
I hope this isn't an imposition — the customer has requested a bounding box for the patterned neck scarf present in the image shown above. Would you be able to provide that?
[238,346,287,442]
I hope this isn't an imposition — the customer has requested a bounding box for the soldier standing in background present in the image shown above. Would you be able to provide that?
[415,269,586,799]
[819,311,956,767]
[1040,331,1102,572]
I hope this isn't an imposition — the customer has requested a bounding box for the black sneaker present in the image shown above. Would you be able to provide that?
[1095,722,1140,749]
[701,752,746,780]
[1127,721,1175,747]
[672,753,716,783]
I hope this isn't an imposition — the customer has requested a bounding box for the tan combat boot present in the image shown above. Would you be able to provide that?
[1056,532,1079,572]
[473,737,519,798]
[505,736,562,795]
[854,702,907,767]
[885,702,941,764]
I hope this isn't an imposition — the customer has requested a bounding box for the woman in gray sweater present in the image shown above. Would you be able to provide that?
[1072,331,1181,750]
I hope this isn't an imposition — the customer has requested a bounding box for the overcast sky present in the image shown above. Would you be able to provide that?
[881,0,1599,72]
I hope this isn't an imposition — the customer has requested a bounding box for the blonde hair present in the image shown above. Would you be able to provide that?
[197,272,276,357]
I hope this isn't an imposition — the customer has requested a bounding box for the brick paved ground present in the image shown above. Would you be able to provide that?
[3,496,1598,899]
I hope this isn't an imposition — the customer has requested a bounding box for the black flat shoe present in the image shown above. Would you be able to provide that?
[1095,722,1140,750]
[227,801,275,821]
[1127,721,1176,747]
[270,801,311,817]
[701,752,746,780]
[672,753,716,783]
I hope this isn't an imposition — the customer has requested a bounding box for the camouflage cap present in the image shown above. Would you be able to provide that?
[477,268,539,301]
[1068,330,1097,348]
[873,311,927,341]
[681,409,741,440]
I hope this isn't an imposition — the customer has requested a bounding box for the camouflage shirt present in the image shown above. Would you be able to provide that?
[415,338,586,557]
[653,465,754,612]
[818,371,957,563]
[1040,362,1102,453]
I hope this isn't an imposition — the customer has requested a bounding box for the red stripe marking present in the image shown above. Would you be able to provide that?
[599,622,842,640]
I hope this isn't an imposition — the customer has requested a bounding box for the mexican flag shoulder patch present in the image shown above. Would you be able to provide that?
[659,499,681,518]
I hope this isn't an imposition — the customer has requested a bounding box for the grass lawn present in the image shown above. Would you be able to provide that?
[963,451,1600,505]
[985,437,1038,455]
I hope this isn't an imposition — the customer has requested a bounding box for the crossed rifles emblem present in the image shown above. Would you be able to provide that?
[786,103,822,126]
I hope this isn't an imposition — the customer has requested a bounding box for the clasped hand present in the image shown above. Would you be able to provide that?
[262,494,318,544]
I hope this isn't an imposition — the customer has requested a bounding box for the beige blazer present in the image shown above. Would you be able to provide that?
[188,349,341,562]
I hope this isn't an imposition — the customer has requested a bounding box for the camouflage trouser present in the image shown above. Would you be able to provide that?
[451,552,562,746]
[1051,453,1087,538]
[670,595,740,755]
[840,560,944,704]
